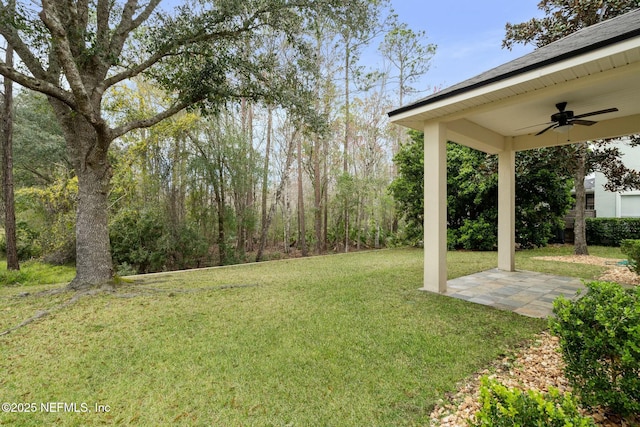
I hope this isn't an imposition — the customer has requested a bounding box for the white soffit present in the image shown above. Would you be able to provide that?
[389,36,640,134]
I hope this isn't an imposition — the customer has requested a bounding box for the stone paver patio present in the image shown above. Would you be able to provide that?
[445,269,585,318]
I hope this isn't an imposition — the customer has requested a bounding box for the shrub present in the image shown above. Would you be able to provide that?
[109,208,167,273]
[620,239,640,274]
[110,208,210,273]
[551,281,640,418]
[457,218,497,251]
[586,218,640,246]
[470,376,595,426]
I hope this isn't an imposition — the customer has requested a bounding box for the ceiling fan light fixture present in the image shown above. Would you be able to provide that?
[553,123,573,133]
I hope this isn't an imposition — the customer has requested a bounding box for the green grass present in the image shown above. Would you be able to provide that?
[516,244,623,279]
[0,246,624,425]
[0,248,546,426]
[0,259,76,287]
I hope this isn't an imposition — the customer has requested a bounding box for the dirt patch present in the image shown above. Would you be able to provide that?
[533,255,640,285]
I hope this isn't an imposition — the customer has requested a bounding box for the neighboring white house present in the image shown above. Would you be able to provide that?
[594,138,640,218]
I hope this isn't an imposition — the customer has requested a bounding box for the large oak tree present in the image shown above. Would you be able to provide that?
[0,0,368,289]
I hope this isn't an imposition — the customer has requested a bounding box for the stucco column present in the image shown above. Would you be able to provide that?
[423,122,447,293]
[498,137,515,271]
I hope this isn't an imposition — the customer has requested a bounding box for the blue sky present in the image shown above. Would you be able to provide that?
[377,0,545,95]
[160,0,545,100]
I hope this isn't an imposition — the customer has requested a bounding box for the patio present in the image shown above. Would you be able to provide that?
[446,269,585,318]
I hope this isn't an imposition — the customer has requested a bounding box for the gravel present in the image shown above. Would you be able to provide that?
[430,331,640,426]
[429,254,640,426]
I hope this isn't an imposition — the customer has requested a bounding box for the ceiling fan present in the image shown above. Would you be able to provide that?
[534,102,618,135]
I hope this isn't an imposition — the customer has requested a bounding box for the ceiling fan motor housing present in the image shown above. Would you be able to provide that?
[551,110,574,124]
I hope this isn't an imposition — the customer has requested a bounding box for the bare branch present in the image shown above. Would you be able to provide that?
[0,62,75,107]
[109,99,191,140]
[108,0,161,62]
[39,0,96,121]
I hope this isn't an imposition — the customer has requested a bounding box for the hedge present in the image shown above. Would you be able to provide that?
[586,218,640,246]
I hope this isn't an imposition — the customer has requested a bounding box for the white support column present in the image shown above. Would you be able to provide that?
[423,122,448,293]
[498,137,515,271]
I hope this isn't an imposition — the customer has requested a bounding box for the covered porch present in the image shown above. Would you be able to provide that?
[388,10,640,294]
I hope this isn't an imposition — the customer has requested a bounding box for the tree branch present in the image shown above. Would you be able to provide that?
[94,0,110,57]
[109,99,191,140]
[39,0,96,122]
[101,7,269,93]
[0,62,75,107]
[108,0,162,63]
[0,3,48,80]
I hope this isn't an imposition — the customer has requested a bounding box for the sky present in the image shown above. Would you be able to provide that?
[374,0,545,99]
[160,0,546,103]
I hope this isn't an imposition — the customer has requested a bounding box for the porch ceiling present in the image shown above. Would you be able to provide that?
[389,12,640,154]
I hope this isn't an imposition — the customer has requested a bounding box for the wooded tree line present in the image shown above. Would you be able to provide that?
[0,0,436,280]
[1,0,639,287]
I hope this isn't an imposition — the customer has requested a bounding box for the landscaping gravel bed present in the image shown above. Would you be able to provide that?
[429,332,638,426]
[430,253,640,426]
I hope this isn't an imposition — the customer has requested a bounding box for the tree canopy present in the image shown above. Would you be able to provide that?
[0,0,378,289]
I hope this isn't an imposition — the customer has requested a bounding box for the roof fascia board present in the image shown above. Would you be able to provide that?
[389,31,640,119]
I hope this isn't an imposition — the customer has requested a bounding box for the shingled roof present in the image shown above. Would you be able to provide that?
[389,8,640,117]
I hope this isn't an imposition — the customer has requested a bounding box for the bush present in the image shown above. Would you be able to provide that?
[551,282,640,417]
[110,208,210,273]
[109,208,167,273]
[457,218,497,251]
[470,377,595,426]
[586,218,640,246]
[620,239,640,273]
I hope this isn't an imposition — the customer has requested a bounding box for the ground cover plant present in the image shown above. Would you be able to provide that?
[471,377,595,427]
[0,248,549,426]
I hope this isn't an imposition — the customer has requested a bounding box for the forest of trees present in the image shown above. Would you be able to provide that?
[1,1,638,285]
[0,0,437,280]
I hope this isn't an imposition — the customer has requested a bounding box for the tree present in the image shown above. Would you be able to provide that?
[336,0,390,252]
[13,91,69,186]
[390,132,574,249]
[0,0,370,289]
[1,0,17,270]
[503,0,640,255]
[379,17,436,108]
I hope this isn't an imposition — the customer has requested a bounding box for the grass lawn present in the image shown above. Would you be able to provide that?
[0,246,622,425]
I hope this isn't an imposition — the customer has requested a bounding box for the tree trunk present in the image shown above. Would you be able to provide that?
[313,135,323,254]
[59,113,114,289]
[215,153,227,265]
[322,134,328,252]
[296,134,307,256]
[573,142,589,255]
[256,106,273,262]
[2,23,19,271]
[343,44,350,253]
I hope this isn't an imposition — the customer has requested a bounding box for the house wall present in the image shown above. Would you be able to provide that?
[594,138,640,218]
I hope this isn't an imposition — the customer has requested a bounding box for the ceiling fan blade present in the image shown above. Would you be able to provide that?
[516,121,553,131]
[535,124,556,136]
[571,119,597,126]
[573,107,618,119]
